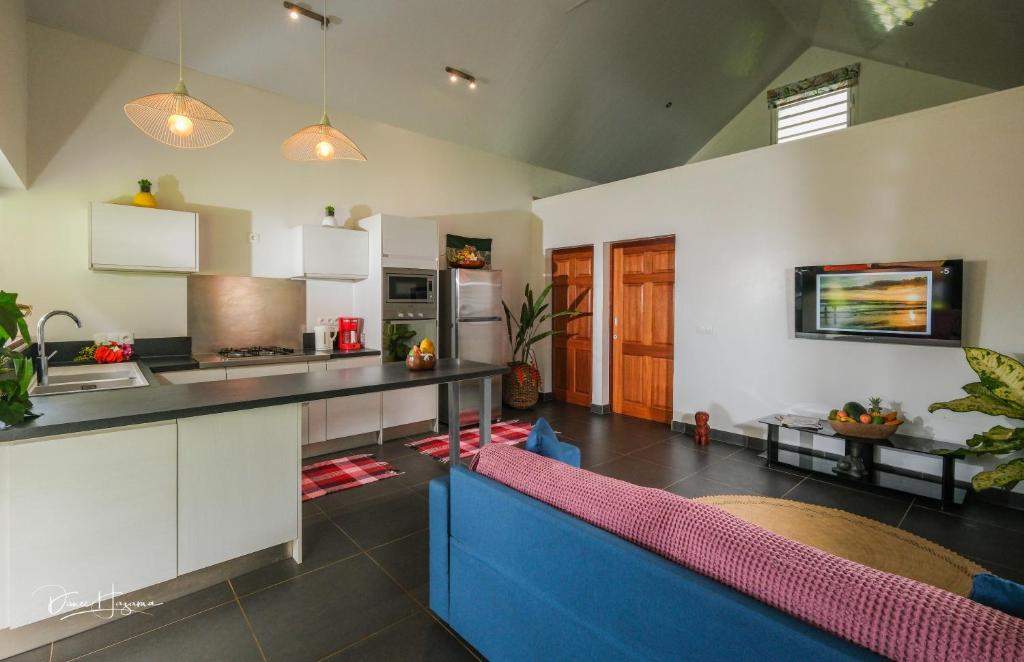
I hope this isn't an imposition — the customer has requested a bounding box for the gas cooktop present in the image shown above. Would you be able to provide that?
[218,346,295,359]
[192,345,327,368]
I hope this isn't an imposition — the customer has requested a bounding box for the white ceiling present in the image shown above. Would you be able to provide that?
[26,0,1024,183]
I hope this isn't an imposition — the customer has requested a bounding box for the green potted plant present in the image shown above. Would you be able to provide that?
[322,205,337,227]
[501,283,583,409]
[928,347,1024,490]
[0,292,37,428]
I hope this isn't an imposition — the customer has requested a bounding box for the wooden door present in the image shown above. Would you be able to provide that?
[611,238,674,423]
[551,246,593,407]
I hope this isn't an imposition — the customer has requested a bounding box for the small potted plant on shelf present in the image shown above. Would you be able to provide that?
[322,205,337,227]
[133,179,157,208]
[501,283,583,409]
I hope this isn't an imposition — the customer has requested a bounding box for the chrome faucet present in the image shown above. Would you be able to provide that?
[36,310,82,386]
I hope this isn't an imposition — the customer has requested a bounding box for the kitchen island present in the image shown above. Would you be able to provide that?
[0,359,506,652]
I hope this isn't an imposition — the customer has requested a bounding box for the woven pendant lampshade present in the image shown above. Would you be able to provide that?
[282,0,366,162]
[123,1,233,148]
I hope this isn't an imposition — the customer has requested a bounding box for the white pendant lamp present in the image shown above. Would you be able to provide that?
[124,0,233,148]
[282,0,366,162]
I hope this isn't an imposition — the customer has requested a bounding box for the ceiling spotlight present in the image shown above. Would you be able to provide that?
[444,66,477,89]
[290,9,299,20]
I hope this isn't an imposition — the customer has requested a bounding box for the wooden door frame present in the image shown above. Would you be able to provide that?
[609,235,676,423]
[550,245,595,408]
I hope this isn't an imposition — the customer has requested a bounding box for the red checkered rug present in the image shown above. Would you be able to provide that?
[301,454,404,502]
[406,420,533,463]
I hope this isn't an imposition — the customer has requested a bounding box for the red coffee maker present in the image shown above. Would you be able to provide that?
[337,317,363,350]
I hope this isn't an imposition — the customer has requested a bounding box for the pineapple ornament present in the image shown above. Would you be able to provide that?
[133,179,158,208]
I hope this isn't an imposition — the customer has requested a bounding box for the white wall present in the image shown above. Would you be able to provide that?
[535,87,1024,459]
[0,0,28,189]
[689,46,992,164]
[0,24,592,341]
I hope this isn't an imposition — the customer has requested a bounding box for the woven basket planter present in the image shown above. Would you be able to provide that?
[503,362,540,409]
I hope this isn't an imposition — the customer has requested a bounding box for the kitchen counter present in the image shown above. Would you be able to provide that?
[0,359,505,442]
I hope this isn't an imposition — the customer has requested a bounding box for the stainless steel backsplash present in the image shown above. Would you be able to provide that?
[187,275,306,353]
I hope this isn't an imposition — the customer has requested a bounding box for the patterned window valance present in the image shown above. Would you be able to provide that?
[767,63,861,108]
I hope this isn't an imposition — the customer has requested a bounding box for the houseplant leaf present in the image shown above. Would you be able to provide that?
[928,382,1024,419]
[972,458,1024,491]
[963,347,1024,408]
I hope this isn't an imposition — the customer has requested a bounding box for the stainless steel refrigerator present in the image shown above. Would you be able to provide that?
[439,269,504,426]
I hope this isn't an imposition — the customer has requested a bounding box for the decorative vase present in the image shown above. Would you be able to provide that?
[502,362,540,409]
[132,179,157,208]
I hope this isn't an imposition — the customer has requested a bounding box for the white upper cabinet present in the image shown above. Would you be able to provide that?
[290,225,369,280]
[90,202,198,273]
[379,215,438,269]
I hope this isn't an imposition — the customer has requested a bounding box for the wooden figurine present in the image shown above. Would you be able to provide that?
[694,411,710,446]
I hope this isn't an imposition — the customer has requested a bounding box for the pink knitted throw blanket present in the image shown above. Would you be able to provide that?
[471,444,1024,662]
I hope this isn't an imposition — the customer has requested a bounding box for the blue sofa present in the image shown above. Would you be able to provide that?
[429,464,881,661]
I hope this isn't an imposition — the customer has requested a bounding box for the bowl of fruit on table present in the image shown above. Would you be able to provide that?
[828,398,903,440]
[406,338,437,371]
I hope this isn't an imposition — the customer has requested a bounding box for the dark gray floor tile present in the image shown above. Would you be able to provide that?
[4,645,51,662]
[689,438,746,458]
[327,612,475,661]
[314,471,412,515]
[392,454,450,488]
[900,505,1024,571]
[230,514,360,597]
[784,478,910,526]
[83,603,260,662]
[367,529,429,593]
[916,495,1024,534]
[330,491,429,549]
[51,582,234,661]
[562,435,625,469]
[589,456,690,489]
[665,474,755,499]
[696,458,804,497]
[629,439,724,474]
[241,555,418,661]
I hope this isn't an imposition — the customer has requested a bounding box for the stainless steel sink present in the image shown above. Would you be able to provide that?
[29,363,149,396]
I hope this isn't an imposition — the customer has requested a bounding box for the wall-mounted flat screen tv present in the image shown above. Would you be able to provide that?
[794,259,963,347]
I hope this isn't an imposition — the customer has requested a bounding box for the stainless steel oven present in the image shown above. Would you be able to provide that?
[382,267,436,320]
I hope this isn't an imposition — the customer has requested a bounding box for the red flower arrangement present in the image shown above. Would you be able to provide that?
[74,341,134,364]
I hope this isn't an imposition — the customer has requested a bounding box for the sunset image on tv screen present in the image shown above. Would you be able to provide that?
[817,271,932,335]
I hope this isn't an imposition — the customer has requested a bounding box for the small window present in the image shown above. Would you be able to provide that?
[775,88,851,144]
[767,63,859,145]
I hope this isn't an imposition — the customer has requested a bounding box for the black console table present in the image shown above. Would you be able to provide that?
[760,415,965,510]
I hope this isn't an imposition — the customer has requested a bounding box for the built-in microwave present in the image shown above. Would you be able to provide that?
[383,267,436,320]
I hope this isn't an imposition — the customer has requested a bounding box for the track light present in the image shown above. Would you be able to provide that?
[283,2,328,26]
[444,66,477,90]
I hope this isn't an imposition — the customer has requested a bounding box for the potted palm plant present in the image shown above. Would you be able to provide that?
[502,283,583,409]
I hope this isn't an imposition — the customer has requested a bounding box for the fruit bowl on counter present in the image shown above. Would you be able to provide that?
[406,338,437,371]
[828,398,903,440]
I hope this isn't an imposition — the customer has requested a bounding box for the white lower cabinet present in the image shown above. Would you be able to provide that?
[177,405,300,575]
[7,423,178,627]
[384,384,438,429]
[325,356,383,441]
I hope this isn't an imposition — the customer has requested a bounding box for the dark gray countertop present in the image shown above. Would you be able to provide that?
[1,359,506,443]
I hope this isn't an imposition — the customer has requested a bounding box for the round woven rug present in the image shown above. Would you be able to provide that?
[695,495,984,596]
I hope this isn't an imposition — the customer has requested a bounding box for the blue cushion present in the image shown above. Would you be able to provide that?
[524,418,580,467]
[970,572,1024,618]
